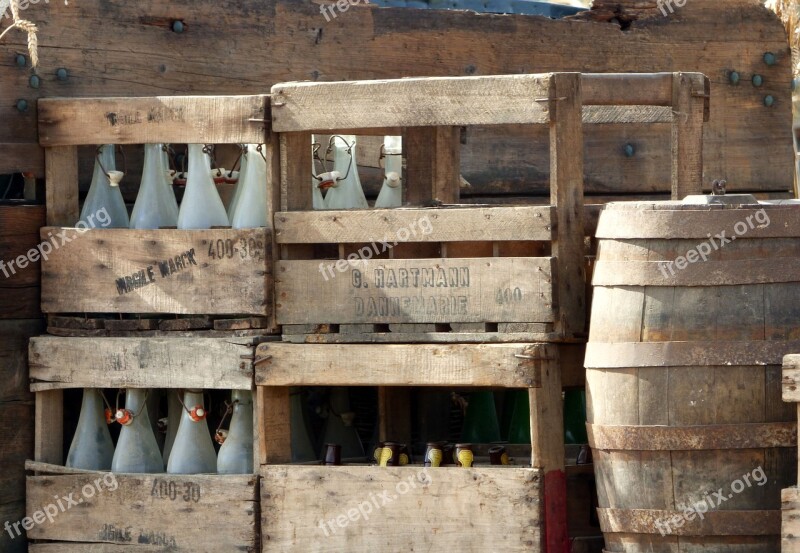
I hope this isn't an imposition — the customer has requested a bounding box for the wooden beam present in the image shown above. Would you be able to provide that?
[271,74,553,132]
[259,386,291,464]
[38,95,268,146]
[403,126,461,205]
[581,73,675,106]
[255,343,549,388]
[280,131,314,212]
[34,390,62,465]
[44,146,78,226]
[671,72,706,199]
[549,73,586,339]
[274,206,553,244]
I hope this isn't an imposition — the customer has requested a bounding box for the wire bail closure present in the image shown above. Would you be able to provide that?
[311,135,354,188]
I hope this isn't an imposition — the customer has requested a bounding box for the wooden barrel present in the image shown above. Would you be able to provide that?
[585,202,799,552]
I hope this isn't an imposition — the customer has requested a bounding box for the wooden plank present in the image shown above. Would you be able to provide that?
[275,206,553,244]
[581,105,672,124]
[35,390,62,465]
[271,74,553,132]
[255,343,549,387]
[26,466,257,550]
[280,131,314,212]
[403,126,461,205]
[0,143,45,177]
[671,72,706,199]
[0,401,34,505]
[29,336,254,391]
[39,227,270,315]
[280,331,562,344]
[38,95,268,146]
[550,73,586,339]
[276,257,554,325]
[260,386,291,464]
[783,486,800,552]
[595,206,800,239]
[581,73,674,106]
[44,146,79,226]
[261,465,542,551]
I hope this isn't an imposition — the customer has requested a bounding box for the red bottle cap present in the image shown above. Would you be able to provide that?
[189,406,206,422]
[115,409,133,426]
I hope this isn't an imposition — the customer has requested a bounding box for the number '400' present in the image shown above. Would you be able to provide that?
[151,479,201,502]
[496,287,523,305]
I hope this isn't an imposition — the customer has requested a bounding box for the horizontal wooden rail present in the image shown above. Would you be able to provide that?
[38,95,269,146]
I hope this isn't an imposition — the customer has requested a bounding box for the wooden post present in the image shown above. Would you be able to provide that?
[265,123,282,334]
[671,72,706,200]
[280,131,314,212]
[259,386,292,464]
[530,346,566,553]
[550,73,586,340]
[403,126,461,205]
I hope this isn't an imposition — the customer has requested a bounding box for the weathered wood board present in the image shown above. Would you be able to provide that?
[255,342,551,387]
[276,257,554,325]
[26,464,257,551]
[39,228,270,315]
[28,336,254,391]
[261,465,542,552]
[0,205,46,319]
[783,486,800,552]
[0,0,792,197]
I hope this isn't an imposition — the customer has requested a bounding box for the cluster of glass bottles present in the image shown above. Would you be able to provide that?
[78,143,268,229]
[312,135,403,210]
[66,388,253,474]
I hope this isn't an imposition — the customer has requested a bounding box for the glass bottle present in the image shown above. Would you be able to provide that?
[323,135,368,209]
[176,144,230,229]
[230,145,268,228]
[217,390,254,474]
[291,387,317,462]
[130,144,178,229]
[321,387,364,459]
[161,389,182,467]
[65,388,115,470]
[78,144,129,228]
[461,390,502,443]
[374,135,402,208]
[167,390,217,474]
[227,147,249,218]
[111,389,164,473]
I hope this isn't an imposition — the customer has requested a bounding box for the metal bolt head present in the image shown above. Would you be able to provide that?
[28,75,40,89]
[763,52,776,66]
[764,95,774,107]
[171,20,185,33]
[56,68,68,81]
[623,143,635,158]
[16,99,28,112]
[15,54,26,67]
[752,74,763,87]
[728,71,740,85]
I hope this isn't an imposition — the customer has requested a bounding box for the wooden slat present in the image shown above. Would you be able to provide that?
[782,355,800,402]
[29,336,254,391]
[34,390,62,465]
[259,386,291,465]
[403,126,461,205]
[255,343,551,387]
[592,259,800,287]
[586,340,800,369]
[671,72,706,199]
[26,465,257,550]
[275,206,553,244]
[44,146,79,226]
[270,74,553,132]
[588,422,797,450]
[595,206,800,239]
[260,465,542,551]
[276,257,554,325]
[580,73,675,106]
[783,486,800,551]
[279,131,313,212]
[598,508,779,536]
[581,105,672,124]
[38,95,268,146]
[550,72,586,338]
[280,331,560,344]
[39,227,270,315]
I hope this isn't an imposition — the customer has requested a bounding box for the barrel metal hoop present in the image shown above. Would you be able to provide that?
[595,207,800,240]
[597,508,780,536]
[592,258,800,286]
[587,422,797,451]
[584,340,800,368]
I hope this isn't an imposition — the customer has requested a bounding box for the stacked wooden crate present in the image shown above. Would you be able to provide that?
[25,95,273,552]
[256,72,708,552]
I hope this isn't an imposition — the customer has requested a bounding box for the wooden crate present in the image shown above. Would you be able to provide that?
[255,341,557,552]
[26,335,263,552]
[37,95,274,321]
[272,72,708,342]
